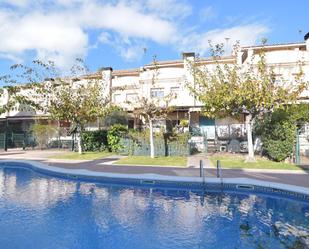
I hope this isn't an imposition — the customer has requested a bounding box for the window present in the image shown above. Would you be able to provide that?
[128,119,134,129]
[152,119,166,132]
[113,94,121,103]
[166,119,180,132]
[126,93,138,102]
[150,88,164,99]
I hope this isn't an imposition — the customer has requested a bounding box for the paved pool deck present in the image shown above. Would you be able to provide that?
[0,149,308,188]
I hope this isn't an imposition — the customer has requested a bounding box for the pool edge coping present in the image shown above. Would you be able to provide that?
[0,159,308,196]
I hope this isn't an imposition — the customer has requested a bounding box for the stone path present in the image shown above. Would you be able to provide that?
[187,154,213,168]
[0,149,308,188]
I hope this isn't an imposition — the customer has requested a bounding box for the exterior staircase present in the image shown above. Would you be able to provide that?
[207,139,217,153]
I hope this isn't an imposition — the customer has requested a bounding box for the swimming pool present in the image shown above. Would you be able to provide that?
[0,163,308,249]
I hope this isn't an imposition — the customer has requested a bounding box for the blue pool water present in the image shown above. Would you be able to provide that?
[0,166,308,249]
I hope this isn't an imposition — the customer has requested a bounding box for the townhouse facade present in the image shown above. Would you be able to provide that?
[1,33,309,152]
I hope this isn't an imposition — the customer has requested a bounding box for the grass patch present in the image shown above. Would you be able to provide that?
[50,151,112,160]
[115,156,187,167]
[209,154,302,170]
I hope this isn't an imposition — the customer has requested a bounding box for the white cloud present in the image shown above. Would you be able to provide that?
[145,0,192,20]
[98,33,146,62]
[75,2,176,43]
[120,45,144,61]
[199,6,216,22]
[0,0,30,7]
[54,0,84,6]
[180,24,270,55]
[0,0,178,69]
[0,0,270,69]
[0,10,88,69]
[98,32,112,44]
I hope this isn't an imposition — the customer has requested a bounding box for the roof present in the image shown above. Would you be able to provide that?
[112,68,140,77]
[242,42,306,51]
[198,55,235,63]
[145,59,183,66]
[68,41,308,79]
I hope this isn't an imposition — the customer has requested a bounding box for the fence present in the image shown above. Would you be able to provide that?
[0,129,205,156]
[296,126,309,166]
[0,133,4,149]
[0,132,35,150]
[0,132,76,150]
[118,134,191,157]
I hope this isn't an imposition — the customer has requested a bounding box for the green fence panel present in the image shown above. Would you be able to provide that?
[118,135,190,157]
[156,139,166,157]
[1,130,193,155]
[48,139,75,149]
[0,132,36,149]
[133,139,150,156]
[0,133,4,149]
[118,138,133,155]
[12,133,25,148]
[168,141,190,156]
[0,130,77,150]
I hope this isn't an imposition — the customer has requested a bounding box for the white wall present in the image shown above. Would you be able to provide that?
[2,42,309,121]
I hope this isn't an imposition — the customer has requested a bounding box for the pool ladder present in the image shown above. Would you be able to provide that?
[216,160,223,188]
[199,160,206,207]
[200,159,223,189]
[199,160,205,185]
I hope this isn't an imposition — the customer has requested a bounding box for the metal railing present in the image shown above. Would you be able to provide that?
[199,160,205,185]
[216,160,223,189]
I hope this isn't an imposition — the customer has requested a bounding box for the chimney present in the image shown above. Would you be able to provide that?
[101,67,113,101]
[304,32,309,50]
[182,52,195,61]
[182,52,196,105]
[182,52,195,72]
[182,52,195,79]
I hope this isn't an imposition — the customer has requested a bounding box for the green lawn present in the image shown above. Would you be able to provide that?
[115,156,187,167]
[50,151,112,160]
[209,155,303,170]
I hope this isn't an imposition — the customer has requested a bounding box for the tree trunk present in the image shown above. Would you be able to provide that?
[245,114,256,162]
[149,118,155,158]
[77,132,83,154]
[77,126,83,154]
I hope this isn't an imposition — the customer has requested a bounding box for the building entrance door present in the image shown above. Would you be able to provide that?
[199,116,215,139]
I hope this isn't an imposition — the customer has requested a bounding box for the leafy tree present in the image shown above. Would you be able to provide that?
[0,60,62,122]
[102,108,128,128]
[189,41,307,162]
[289,103,309,123]
[126,57,175,158]
[32,123,58,150]
[255,104,309,161]
[0,63,47,150]
[46,79,110,154]
[1,59,112,154]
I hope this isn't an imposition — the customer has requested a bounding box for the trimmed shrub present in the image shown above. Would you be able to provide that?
[107,124,128,152]
[262,121,296,162]
[82,130,108,151]
[255,109,296,162]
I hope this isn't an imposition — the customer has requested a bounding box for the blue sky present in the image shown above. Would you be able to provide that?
[0,0,308,80]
